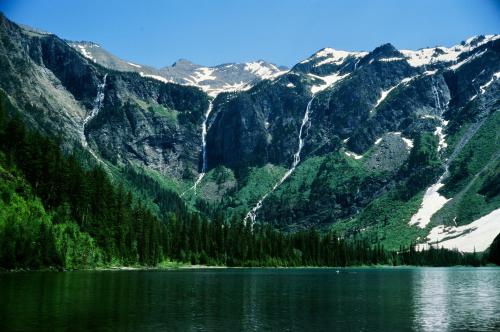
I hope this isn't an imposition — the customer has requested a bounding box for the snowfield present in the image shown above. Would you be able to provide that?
[309,72,349,94]
[410,180,450,228]
[76,44,96,63]
[244,61,287,80]
[417,208,500,252]
[400,35,499,67]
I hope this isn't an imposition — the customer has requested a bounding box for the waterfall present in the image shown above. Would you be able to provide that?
[201,100,214,173]
[244,97,315,227]
[82,74,107,147]
[431,78,442,111]
[81,74,107,163]
[182,99,214,196]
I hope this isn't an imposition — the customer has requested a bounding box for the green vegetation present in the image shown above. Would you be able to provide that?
[398,132,442,199]
[0,160,102,269]
[120,164,189,215]
[444,112,499,196]
[332,192,426,250]
[222,164,287,215]
[0,95,497,270]
[433,112,500,226]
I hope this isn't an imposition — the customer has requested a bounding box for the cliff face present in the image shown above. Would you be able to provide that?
[1,13,499,247]
[203,35,499,235]
[0,14,209,181]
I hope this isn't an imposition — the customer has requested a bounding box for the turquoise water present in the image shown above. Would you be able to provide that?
[0,267,499,331]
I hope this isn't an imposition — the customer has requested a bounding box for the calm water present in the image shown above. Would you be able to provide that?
[0,267,499,331]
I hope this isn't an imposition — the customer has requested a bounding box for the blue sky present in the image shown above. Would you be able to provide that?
[1,0,499,68]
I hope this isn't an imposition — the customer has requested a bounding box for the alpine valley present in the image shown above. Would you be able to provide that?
[0,12,499,270]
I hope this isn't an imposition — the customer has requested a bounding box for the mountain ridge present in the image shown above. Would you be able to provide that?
[67,40,288,97]
[0,12,498,252]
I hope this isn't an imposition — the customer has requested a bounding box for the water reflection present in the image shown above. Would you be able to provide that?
[1,268,499,331]
[412,268,500,332]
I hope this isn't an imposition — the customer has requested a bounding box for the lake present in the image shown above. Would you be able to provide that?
[0,267,499,331]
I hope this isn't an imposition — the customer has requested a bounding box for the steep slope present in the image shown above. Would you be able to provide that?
[194,35,500,250]
[0,14,209,188]
[2,13,499,251]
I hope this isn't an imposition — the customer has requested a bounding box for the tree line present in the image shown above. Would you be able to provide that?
[0,94,498,270]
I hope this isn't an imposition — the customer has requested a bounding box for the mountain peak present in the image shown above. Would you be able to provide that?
[171,59,199,69]
[371,43,399,56]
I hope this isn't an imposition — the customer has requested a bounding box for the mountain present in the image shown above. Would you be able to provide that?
[0,13,498,253]
[68,41,287,97]
[198,35,500,250]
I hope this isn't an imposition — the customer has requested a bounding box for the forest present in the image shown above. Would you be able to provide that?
[0,95,498,270]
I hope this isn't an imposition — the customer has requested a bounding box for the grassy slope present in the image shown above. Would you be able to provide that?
[432,110,500,226]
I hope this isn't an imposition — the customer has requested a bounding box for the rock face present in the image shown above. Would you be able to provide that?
[0,14,208,181]
[1,13,499,240]
[86,73,208,177]
[207,36,499,174]
[203,35,499,231]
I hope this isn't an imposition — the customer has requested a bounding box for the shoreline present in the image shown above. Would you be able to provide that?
[2,264,498,273]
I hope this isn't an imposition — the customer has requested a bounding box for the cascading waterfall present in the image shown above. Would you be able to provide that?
[201,101,214,173]
[431,77,442,111]
[182,100,214,196]
[82,74,107,162]
[243,97,315,227]
[431,76,448,175]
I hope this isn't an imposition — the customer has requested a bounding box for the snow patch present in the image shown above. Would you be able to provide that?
[401,136,414,149]
[302,48,367,65]
[315,56,346,67]
[374,86,397,109]
[186,67,216,85]
[420,115,439,120]
[410,181,450,228]
[286,82,295,88]
[479,71,500,94]
[400,35,498,67]
[449,49,487,71]
[371,76,417,113]
[391,132,414,149]
[139,72,171,84]
[244,61,287,80]
[401,48,457,67]
[201,82,253,98]
[127,62,141,68]
[76,44,96,63]
[417,208,500,252]
[378,57,405,62]
[344,151,363,159]
[309,72,349,94]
